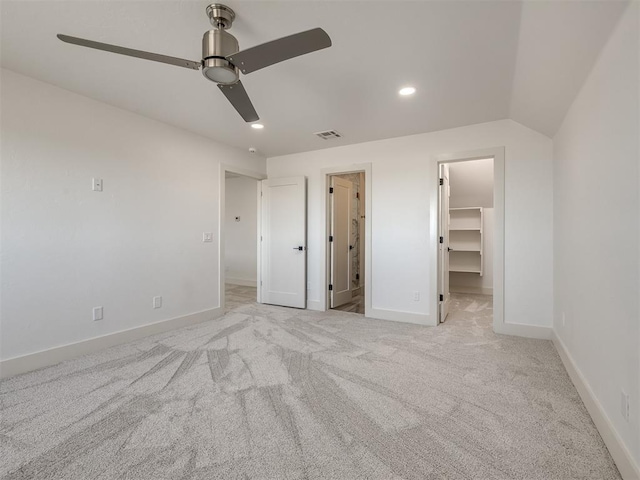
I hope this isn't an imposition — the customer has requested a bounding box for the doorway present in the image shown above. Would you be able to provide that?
[439,158,494,325]
[224,172,259,311]
[327,172,365,314]
[219,165,265,313]
[433,147,505,331]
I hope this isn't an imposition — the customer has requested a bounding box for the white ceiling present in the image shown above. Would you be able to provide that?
[0,1,628,157]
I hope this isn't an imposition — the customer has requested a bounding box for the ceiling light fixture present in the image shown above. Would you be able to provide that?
[399,87,416,96]
[251,123,264,129]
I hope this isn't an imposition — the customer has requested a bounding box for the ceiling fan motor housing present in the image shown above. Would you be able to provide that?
[202,29,239,85]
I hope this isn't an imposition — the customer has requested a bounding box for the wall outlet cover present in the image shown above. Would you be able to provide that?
[153,296,162,309]
[202,232,214,243]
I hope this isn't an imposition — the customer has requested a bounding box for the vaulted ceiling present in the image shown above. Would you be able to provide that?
[0,1,629,157]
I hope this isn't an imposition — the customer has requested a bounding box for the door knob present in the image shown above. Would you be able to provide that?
[293,246,306,251]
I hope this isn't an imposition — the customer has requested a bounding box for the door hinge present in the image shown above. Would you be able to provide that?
[356,192,360,199]
[439,178,443,186]
[329,187,334,194]
[356,273,360,280]
[329,284,333,291]
[439,294,444,302]
[329,235,333,242]
[439,236,444,244]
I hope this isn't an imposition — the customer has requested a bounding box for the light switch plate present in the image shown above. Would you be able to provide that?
[153,296,162,309]
[93,306,103,321]
[92,178,103,192]
[621,390,630,421]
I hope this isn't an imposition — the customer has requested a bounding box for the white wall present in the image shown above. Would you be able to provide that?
[268,119,553,328]
[448,159,494,294]
[553,2,639,472]
[225,176,258,286]
[0,69,266,361]
[448,158,494,208]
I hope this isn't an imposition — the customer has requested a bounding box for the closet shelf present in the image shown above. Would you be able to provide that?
[448,207,483,276]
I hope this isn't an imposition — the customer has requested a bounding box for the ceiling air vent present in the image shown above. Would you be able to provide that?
[314,130,343,140]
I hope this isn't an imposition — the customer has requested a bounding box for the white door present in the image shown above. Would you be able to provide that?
[330,177,353,308]
[260,177,307,308]
[438,164,451,322]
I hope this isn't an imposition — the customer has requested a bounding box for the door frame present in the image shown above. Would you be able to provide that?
[430,147,505,330]
[218,164,266,310]
[322,163,372,315]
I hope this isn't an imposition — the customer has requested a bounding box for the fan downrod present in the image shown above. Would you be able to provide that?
[206,4,235,30]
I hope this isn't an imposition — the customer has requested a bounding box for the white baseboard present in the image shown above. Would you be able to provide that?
[0,307,224,379]
[552,331,640,480]
[450,286,493,295]
[493,321,552,339]
[306,299,323,311]
[226,277,257,287]
[367,307,436,326]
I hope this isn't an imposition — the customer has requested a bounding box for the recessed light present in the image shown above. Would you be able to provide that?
[399,87,416,96]
[251,123,264,129]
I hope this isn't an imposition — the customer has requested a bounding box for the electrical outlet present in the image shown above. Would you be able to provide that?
[153,296,162,309]
[413,291,420,301]
[621,390,630,422]
[202,232,213,243]
[93,306,103,321]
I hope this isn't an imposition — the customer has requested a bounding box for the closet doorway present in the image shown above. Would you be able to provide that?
[438,157,496,325]
[327,171,366,314]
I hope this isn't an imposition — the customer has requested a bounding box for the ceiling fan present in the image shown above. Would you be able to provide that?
[57,4,332,123]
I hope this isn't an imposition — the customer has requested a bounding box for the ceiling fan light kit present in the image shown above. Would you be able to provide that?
[202,5,239,85]
[57,3,331,123]
[202,29,239,84]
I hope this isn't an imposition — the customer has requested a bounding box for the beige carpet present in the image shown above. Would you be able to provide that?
[0,291,620,479]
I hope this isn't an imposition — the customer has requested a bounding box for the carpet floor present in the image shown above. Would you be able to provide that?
[0,292,620,479]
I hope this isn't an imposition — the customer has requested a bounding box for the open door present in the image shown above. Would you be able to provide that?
[260,177,306,308]
[330,176,353,308]
[438,164,451,322]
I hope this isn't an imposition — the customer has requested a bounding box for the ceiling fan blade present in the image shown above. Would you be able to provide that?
[218,80,259,122]
[226,28,331,75]
[57,34,201,70]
